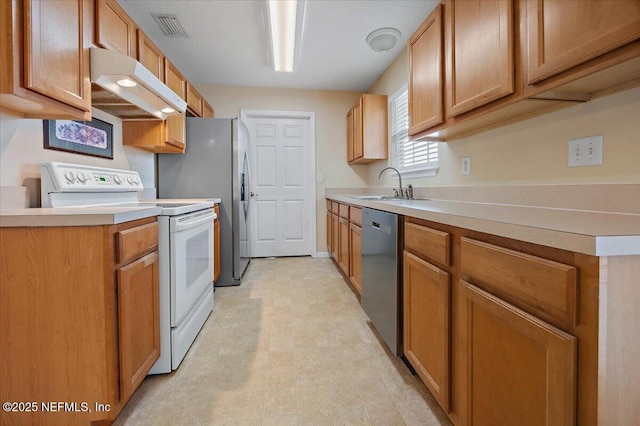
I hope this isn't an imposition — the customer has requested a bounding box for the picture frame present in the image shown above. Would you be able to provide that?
[43,118,114,159]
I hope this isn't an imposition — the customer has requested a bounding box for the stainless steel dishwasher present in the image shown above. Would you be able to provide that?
[361,208,403,356]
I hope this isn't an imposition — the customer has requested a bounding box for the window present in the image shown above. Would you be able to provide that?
[389,85,439,177]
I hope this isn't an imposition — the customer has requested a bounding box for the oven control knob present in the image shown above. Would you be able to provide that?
[133,177,140,185]
[77,172,89,183]
[113,176,123,185]
[127,176,134,184]
[64,170,76,183]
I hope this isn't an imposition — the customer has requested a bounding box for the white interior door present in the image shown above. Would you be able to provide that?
[241,110,316,258]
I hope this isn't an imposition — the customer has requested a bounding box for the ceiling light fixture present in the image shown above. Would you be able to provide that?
[267,0,305,72]
[366,27,401,53]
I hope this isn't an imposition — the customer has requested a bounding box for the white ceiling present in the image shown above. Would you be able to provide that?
[117,0,439,92]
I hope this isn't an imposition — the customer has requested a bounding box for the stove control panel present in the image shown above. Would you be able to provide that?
[41,162,144,192]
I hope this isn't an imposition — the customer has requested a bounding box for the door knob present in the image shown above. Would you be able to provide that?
[250,192,258,197]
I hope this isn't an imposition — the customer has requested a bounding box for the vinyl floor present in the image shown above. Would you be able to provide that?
[114,257,451,425]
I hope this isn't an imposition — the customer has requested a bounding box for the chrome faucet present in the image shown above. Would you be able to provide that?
[378,167,403,198]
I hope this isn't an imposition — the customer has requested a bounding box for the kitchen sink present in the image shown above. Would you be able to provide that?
[347,195,430,201]
[348,195,399,200]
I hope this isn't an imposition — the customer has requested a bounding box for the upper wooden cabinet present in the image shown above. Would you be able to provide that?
[203,99,215,118]
[526,0,640,85]
[346,94,388,164]
[408,4,443,135]
[137,30,164,81]
[95,0,136,57]
[0,0,92,120]
[409,0,640,141]
[445,0,514,117]
[123,59,186,153]
[186,82,203,116]
[524,0,640,98]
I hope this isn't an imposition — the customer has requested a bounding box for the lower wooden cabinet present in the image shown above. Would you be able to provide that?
[338,216,350,274]
[331,212,339,260]
[348,222,362,294]
[403,251,451,412]
[400,216,601,425]
[459,281,577,426]
[117,251,160,402]
[326,200,363,296]
[0,217,160,425]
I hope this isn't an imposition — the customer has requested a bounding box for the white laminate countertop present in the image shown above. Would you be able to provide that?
[327,194,640,257]
[0,205,163,227]
[0,198,223,228]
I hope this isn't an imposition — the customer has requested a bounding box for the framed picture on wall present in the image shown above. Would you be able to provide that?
[43,118,114,159]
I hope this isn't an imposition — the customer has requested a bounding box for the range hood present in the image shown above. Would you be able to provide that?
[90,48,187,120]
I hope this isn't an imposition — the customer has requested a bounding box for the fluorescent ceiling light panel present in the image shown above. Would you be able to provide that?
[268,0,297,72]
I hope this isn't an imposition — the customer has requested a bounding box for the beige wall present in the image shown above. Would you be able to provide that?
[367,47,640,188]
[199,85,366,254]
[0,109,156,207]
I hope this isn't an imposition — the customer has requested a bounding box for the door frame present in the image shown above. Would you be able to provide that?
[239,109,317,258]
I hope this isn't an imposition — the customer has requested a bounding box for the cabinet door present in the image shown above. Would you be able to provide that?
[165,60,187,150]
[331,213,339,260]
[203,100,215,118]
[117,251,160,402]
[353,100,363,159]
[95,0,135,57]
[346,108,355,162]
[137,30,164,80]
[326,210,332,252]
[409,4,443,135]
[527,0,640,85]
[459,281,577,426]
[349,223,362,295]
[186,82,203,116]
[446,0,514,117]
[338,216,350,274]
[24,0,91,112]
[403,251,450,411]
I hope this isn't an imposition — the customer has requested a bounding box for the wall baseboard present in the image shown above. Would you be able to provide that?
[313,251,331,259]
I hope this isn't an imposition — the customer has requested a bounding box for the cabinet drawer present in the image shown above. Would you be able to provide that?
[326,199,332,211]
[117,222,158,264]
[331,201,339,214]
[339,204,349,219]
[461,237,577,329]
[350,207,362,226]
[405,222,450,266]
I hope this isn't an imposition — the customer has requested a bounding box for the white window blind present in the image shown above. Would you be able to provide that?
[390,86,439,176]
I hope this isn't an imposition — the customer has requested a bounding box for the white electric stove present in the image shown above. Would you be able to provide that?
[41,162,216,373]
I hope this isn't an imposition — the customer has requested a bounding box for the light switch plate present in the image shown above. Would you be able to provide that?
[316,173,324,183]
[568,135,603,167]
[462,157,471,175]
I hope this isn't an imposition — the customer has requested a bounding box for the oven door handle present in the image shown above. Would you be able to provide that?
[174,211,216,232]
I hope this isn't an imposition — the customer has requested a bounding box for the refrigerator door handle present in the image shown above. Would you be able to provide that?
[243,151,251,218]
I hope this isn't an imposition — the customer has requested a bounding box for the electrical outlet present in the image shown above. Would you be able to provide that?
[462,157,471,175]
[568,135,603,167]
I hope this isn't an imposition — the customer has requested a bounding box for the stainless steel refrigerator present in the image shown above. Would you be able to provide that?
[157,117,250,286]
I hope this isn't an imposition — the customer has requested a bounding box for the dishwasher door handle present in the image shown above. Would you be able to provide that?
[372,221,380,230]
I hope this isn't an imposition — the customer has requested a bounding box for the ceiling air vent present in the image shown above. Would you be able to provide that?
[152,14,189,38]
